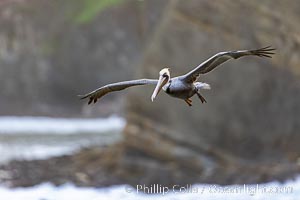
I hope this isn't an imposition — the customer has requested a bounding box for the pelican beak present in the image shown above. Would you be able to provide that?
[151,75,168,101]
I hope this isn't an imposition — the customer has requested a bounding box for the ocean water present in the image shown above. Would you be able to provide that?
[0,116,299,200]
[0,116,125,164]
[0,177,299,200]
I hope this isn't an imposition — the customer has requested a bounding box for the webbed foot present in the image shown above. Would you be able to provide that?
[184,98,193,106]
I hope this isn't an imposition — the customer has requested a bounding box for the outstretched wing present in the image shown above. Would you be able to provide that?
[181,46,275,83]
[79,79,158,104]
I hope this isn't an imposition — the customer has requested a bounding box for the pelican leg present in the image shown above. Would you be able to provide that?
[184,98,193,106]
[196,91,207,103]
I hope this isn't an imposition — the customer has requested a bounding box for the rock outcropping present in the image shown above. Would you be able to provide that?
[121,0,300,185]
[0,0,168,117]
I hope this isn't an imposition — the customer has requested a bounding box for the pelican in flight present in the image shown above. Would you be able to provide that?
[80,46,275,106]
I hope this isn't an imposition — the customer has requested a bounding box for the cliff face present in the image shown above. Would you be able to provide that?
[122,0,300,184]
[0,0,168,117]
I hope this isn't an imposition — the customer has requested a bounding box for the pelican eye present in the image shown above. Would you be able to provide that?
[162,73,168,78]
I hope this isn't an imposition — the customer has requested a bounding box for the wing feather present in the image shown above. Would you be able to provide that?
[182,46,275,83]
[79,79,158,104]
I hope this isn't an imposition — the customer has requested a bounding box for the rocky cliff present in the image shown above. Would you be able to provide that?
[0,0,168,117]
[121,0,300,185]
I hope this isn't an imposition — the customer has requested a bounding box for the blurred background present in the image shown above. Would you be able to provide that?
[0,0,300,199]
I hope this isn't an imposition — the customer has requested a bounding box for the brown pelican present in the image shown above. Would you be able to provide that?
[80,46,275,106]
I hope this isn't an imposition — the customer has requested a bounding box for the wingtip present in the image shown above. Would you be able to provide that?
[261,45,276,52]
[253,45,276,59]
[77,94,88,100]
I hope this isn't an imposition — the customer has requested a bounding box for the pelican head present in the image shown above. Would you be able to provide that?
[151,68,170,101]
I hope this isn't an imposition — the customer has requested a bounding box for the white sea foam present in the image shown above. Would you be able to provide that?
[0,116,299,199]
[0,116,125,163]
[0,115,125,134]
[0,176,299,200]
